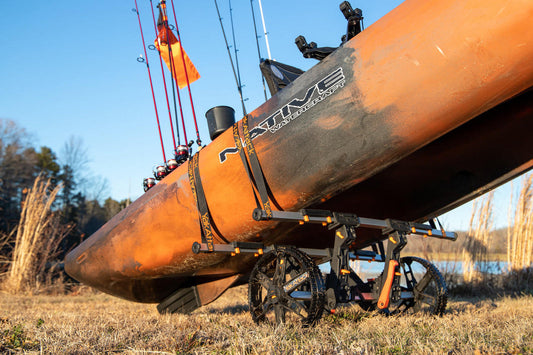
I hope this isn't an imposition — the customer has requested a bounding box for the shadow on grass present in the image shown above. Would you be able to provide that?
[205,304,249,315]
[445,267,533,298]
[204,269,532,319]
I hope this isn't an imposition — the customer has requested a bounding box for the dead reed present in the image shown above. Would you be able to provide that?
[2,175,65,294]
[507,173,533,271]
[0,230,14,275]
[462,192,494,283]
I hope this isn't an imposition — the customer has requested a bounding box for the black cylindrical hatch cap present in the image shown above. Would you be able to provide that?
[205,106,236,141]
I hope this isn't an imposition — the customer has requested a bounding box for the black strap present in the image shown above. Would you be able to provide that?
[188,152,228,251]
[234,115,274,219]
[232,122,261,209]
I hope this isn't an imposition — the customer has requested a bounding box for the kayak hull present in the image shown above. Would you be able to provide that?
[65,0,533,303]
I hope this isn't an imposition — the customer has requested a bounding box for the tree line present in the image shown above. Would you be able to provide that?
[0,118,130,260]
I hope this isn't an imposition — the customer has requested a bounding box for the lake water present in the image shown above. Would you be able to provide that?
[319,260,508,276]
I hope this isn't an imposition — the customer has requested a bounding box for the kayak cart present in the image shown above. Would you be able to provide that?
[193,208,456,326]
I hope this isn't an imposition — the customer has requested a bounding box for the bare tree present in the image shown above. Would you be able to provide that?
[60,136,90,187]
[85,175,110,204]
[0,119,37,230]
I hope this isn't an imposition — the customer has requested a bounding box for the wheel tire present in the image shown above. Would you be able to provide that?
[248,246,325,326]
[389,256,448,315]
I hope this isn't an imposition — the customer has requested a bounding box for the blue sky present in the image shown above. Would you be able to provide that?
[0,0,522,230]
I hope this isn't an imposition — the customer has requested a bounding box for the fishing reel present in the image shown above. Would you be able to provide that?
[175,145,189,164]
[153,165,168,180]
[166,158,179,172]
[143,177,156,192]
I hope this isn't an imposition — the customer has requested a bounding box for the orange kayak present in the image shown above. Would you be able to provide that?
[65,0,533,304]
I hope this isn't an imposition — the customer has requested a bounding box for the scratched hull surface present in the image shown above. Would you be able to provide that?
[65,0,533,303]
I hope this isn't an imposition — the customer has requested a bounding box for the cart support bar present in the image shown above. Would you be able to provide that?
[252,208,457,241]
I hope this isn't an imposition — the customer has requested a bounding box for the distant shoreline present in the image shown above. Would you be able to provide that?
[405,252,508,262]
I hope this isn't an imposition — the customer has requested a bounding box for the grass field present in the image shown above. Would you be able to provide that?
[1,176,532,354]
[1,285,532,354]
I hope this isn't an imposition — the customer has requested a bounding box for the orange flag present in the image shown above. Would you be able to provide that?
[155,27,200,89]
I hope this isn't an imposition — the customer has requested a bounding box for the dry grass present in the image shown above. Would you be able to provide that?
[0,285,532,354]
[0,230,14,276]
[3,174,533,353]
[507,174,533,271]
[1,176,67,294]
[462,192,494,283]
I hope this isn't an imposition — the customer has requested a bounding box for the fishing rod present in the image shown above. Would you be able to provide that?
[257,0,272,60]
[149,0,178,151]
[213,0,247,116]
[168,0,203,147]
[158,0,190,150]
[249,0,268,101]
[153,0,190,150]
[228,0,247,114]
[133,0,166,163]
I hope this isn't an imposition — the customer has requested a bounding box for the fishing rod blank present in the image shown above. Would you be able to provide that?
[168,0,203,147]
[133,0,166,162]
[149,0,178,151]
[228,0,245,98]
[250,0,268,101]
[229,0,248,115]
[257,0,272,60]
[214,0,247,117]
[158,0,190,149]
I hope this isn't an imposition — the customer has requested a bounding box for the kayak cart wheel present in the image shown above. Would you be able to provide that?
[385,256,448,315]
[248,246,325,326]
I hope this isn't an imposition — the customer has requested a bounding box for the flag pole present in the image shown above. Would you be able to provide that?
[133,0,166,162]
[149,0,177,151]
[159,0,192,149]
[154,0,190,149]
[168,0,202,147]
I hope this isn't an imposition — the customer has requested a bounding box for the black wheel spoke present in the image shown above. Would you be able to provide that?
[274,304,285,324]
[256,271,273,290]
[386,256,448,316]
[273,255,287,284]
[284,297,308,318]
[248,247,325,326]
[257,301,274,319]
[262,295,274,310]
[414,271,433,293]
